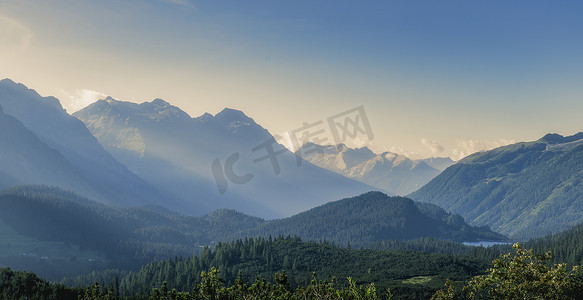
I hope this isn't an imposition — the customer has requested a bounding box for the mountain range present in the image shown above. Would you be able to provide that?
[5,78,583,297]
[298,143,454,195]
[3,78,583,242]
[73,97,375,218]
[0,79,377,218]
[410,132,583,239]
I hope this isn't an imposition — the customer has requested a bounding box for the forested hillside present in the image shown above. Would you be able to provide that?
[0,186,263,279]
[0,186,503,281]
[239,192,505,247]
[525,220,583,268]
[410,133,583,239]
[64,236,490,299]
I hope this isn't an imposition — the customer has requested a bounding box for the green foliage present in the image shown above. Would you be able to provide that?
[367,238,477,255]
[432,243,583,299]
[78,282,116,300]
[525,221,583,271]
[148,268,386,300]
[116,236,488,299]
[0,267,79,300]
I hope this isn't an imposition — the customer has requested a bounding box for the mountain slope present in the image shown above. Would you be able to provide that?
[0,105,98,196]
[239,191,505,247]
[299,143,454,195]
[74,98,375,218]
[409,133,583,239]
[0,79,172,207]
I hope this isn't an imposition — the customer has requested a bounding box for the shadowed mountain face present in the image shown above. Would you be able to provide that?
[298,143,454,195]
[237,191,505,247]
[0,105,98,196]
[0,79,176,208]
[410,133,583,240]
[74,98,375,219]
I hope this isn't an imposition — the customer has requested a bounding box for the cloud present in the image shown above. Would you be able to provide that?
[451,138,516,161]
[382,145,420,158]
[344,135,375,149]
[421,138,445,155]
[59,89,107,113]
[0,15,33,50]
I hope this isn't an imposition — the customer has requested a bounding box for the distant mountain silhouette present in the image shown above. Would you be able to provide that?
[74,97,375,218]
[0,105,98,196]
[298,143,454,195]
[0,79,179,208]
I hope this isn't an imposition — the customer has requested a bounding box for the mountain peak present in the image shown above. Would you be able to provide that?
[539,132,583,145]
[197,112,213,122]
[0,78,19,87]
[216,107,250,120]
[79,97,192,124]
[139,99,191,121]
[151,98,170,107]
[104,96,117,103]
[0,78,64,111]
[0,78,32,94]
[214,108,258,128]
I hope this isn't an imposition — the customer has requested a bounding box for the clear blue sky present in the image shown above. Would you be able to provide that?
[1,0,582,159]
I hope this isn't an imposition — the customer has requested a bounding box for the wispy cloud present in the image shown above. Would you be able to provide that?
[382,145,419,158]
[421,138,445,155]
[0,15,33,50]
[59,89,107,113]
[451,139,516,161]
[161,0,196,9]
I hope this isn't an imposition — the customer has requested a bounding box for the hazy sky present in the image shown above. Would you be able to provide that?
[1,1,582,160]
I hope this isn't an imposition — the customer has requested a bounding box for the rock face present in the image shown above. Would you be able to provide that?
[298,142,454,195]
[410,133,583,240]
[74,97,376,219]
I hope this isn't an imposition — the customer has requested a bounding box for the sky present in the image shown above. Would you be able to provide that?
[1,0,582,160]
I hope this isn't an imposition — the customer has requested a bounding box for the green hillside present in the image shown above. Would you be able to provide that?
[240,192,505,247]
[410,133,583,240]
